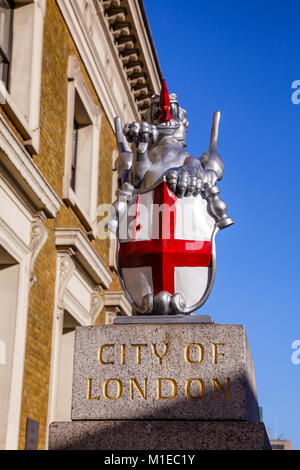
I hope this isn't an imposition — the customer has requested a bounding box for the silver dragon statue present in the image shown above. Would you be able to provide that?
[109,79,233,316]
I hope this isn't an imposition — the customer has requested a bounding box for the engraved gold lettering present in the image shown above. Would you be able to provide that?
[98,344,114,365]
[213,343,225,364]
[103,378,123,400]
[152,343,169,364]
[212,377,230,400]
[131,344,147,364]
[185,344,204,364]
[157,378,178,400]
[86,378,100,400]
[121,344,126,365]
[185,378,205,399]
[130,378,147,399]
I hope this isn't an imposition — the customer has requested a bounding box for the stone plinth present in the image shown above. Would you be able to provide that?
[49,320,271,450]
[49,420,271,450]
[71,323,260,422]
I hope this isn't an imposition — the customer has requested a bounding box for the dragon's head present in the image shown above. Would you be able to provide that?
[144,79,189,147]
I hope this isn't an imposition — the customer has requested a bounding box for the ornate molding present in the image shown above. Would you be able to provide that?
[56,0,162,128]
[98,0,162,116]
[105,308,120,325]
[103,290,132,317]
[90,289,104,318]
[55,228,113,288]
[29,211,49,286]
[55,228,111,324]
[57,252,76,308]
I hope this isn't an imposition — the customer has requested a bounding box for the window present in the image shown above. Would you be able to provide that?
[0,0,13,89]
[63,56,101,238]
[70,119,79,191]
[0,0,46,154]
[70,91,94,207]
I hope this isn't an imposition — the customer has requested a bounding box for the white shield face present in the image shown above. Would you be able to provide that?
[118,182,216,310]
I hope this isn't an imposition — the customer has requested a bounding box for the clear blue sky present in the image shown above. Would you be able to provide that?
[143,0,300,449]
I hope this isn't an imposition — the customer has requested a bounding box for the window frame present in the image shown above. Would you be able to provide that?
[70,118,79,192]
[63,56,102,239]
[0,0,46,155]
[0,0,14,89]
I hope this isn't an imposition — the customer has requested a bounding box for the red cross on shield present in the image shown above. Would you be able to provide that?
[118,181,217,311]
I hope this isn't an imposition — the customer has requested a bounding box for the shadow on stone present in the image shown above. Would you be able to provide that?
[49,375,270,451]
[48,418,271,451]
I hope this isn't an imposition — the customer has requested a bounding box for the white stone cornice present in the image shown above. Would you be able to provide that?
[103,290,132,317]
[97,0,162,115]
[0,114,62,218]
[91,0,141,118]
[0,217,30,259]
[56,0,162,127]
[64,284,103,325]
[57,0,137,128]
[55,243,107,329]
[127,0,161,92]
[56,248,105,324]
[55,228,113,289]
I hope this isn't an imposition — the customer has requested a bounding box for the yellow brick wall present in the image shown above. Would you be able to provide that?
[18,0,122,449]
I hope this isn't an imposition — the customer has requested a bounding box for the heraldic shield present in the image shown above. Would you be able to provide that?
[109,79,233,316]
[116,179,218,316]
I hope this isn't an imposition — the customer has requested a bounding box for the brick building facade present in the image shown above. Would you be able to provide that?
[0,0,161,449]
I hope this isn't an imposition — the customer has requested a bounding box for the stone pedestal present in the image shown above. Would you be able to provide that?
[48,320,271,450]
